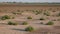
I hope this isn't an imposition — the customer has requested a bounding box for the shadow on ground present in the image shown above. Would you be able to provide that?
[12,28,25,31]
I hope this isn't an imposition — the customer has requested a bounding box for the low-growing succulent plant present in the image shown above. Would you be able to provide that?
[8,21,18,25]
[17,10,20,12]
[12,11,22,15]
[25,26,34,32]
[57,19,60,21]
[33,10,42,15]
[27,16,32,19]
[58,13,60,16]
[12,17,15,19]
[46,21,54,25]
[40,22,43,24]
[1,15,10,20]
[39,18,45,20]
[52,10,56,12]
[44,11,50,16]
[22,21,28,25]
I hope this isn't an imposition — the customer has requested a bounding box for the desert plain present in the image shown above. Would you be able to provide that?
[0,4,60,34]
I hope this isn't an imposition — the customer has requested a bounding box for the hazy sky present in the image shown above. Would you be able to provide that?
[0,0,60,2]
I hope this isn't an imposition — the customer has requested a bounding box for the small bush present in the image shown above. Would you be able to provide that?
[58,13,60,16]
[44,11,50,16]
[39,18,45,20]
[27,16,32,19]
[1,15,10,20]
[35,10,41,15]
[40,22,43,24]
[52,19,56,21]
[22,22,28,25]
[17,10,20,12]
[52,11,56,12]
[8,21,18,25]
[12,12,17,15]
[12,17,15,19]
[57,19,60,21]
[33,10,42,15]
[25,26,34,32]
[12,11,22,15]
[46,21,54,25]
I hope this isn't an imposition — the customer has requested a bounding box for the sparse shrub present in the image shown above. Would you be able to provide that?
[52,11,56,12]
[12,17,15,19]
[46,21,54,25]
[44,11,50,16]
[52,19,56,21]
[57,19,60,21]
[57,8,59,10]
[17,10,20,12]
[58,13,60,16]
[12,12,17,15]
[27,16,32,19]
[22,21,28,25]
[1,15,10,20]
[8,21,13,25]
[39,18,45,20]
[40,22,43,24]
[49,8,52,10]
[8,21,18,25]
[25,26,34,32]
[56,13,60,17]
[33,10,42,15]
[0,10,2,12]
[35,10,40,15]
[12,12,22,15]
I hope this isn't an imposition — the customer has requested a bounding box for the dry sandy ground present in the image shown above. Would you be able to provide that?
[0,5,60,34]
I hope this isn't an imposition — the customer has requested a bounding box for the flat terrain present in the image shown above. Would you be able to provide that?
[0,4,60,34]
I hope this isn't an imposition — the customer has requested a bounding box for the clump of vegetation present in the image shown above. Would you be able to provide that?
[27,16,32,19]
[1,15,10,20]
[57,19,60,21]
[52,19,56,21]
[56,13,60,17]
[0,10,2,12]
[35,10,41,15]
[58,13,60,16]
[44,11,50,16]
[12,12,17,15]
[52,10,56,12]
[17,10,20,12]
[40,22,43,24]
[48,8,52,10]
[12,11,22,15]
[12,17,15,19]
[33,10,42,15]
[8,21,18,25]
[22,21,28,25]
[46,21,54,25]
[39,18,45,20]
[25,26,34,32]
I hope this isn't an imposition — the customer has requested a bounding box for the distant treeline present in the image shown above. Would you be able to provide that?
[0,2,60,5]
